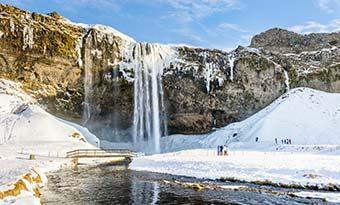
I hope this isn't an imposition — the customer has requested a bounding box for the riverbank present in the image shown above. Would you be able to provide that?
[130,149,340,203]
[0,154,69,205]
[0,148,130,205]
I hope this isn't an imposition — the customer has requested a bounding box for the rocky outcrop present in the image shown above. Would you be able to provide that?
[251,28,340,93]
[251,28,340,54]
[0,4,339,141]
[0,4,85,120]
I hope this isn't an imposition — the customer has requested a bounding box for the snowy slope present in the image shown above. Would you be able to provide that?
[162,87,340,152]
[0,79,99,148]
[0,79,100,204]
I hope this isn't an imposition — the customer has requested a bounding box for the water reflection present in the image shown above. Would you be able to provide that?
[131,176,160,205]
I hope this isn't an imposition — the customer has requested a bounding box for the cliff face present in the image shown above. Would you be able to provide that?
[0,5,339,142]
[251,28,340,53]
[251,28,340,93]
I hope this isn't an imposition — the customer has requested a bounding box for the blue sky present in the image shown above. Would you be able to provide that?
[1,0,340,50]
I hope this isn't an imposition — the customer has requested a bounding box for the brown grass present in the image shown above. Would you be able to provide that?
[0,170,44,200]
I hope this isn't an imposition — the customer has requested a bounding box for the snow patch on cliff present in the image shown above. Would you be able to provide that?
[22,25,34,50]
[91,24,136,43]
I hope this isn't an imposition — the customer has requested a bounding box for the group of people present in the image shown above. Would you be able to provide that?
[274,138,292,144]
[217,145,228,156]
[255,137,293,145]
[281,138,292,144]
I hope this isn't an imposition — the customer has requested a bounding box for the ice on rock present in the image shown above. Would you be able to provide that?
[228,51,237,81]
[22,25,34,50]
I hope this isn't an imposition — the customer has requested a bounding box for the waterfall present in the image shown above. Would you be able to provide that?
[81,32,174,152]
[82,35,93,125]
[126,43,174,153]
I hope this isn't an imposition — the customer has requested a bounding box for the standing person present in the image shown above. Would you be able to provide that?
[223,145,228,156]
[255,137,259,142]
[217,145,220,156]
[275,138,278,144]
[219,145,223,156]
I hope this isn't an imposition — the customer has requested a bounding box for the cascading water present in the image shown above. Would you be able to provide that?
[82,34,93,125]
[123,43,174,153]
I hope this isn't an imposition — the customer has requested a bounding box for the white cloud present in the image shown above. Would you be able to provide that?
[218,23,247,32]
[158,0,241,22]
[317,0,340,13]
[289,19,340,34]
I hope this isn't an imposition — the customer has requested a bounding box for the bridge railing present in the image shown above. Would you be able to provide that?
[66,149,136,158]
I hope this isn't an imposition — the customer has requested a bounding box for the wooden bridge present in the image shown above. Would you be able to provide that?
[66,149,136,162]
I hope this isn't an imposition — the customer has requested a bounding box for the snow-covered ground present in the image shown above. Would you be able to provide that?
[131,149,340,203]
[131,149,340,187]
[131,87,340,203]
[0,79,100,205]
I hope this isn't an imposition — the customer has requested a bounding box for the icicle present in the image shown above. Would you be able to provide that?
[204,62,212,93]
[284,69,290,92]
[228,52,236,81]
[22,25,34,50]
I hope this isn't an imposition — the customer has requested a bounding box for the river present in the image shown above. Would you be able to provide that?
[40,165,332,205]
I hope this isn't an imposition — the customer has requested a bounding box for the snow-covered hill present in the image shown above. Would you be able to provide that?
[0,79,99,148]
[162,87,340,152]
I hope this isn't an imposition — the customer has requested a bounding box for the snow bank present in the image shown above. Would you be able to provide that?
[293,191,340,203]
[131,149,340,192]
[161,87,340,152]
